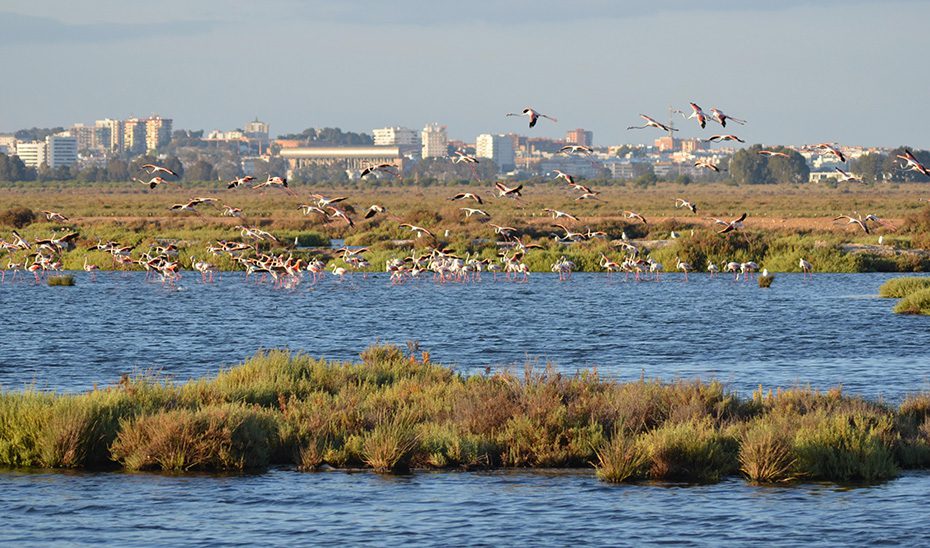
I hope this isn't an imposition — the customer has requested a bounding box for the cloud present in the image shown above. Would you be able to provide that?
[0,12,218,46]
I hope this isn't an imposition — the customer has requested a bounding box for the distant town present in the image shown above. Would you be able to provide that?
[0,114,925,185]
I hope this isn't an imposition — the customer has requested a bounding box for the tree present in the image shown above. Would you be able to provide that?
[728,146,772,184]
[850,153,885,184]
[185,159,216,181]
[106,159,130,181]
[0,153,29,181]
[766,148,809,184]
[14,127,65,141]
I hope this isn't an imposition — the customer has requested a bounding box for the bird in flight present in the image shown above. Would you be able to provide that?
[628,114,677,132]
[227,176,255,189]
[674,102,708,129]
[675,198,697,213]
[694,159,723,172]
[705,134,745,143]
[559,145,593,155]
[364,204,387,219]
[623,211,648,225]
[814,143,846,163]
[494,181,523,199]
[452,151,479,164]
[710,108,746,127]
[360,163,398,178]
[450,192,483,204]
[712,213,747,234]
[897,149,930,177]
[506,107,557,128]
[757,150,790,158]
[140,163,179,178]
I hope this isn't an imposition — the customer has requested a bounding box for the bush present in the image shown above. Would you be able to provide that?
[111,404,279,471]
[739,421,796,483]
[594,432,649,483]
[0,207,36,228]
[793,413,897,482]
[361,413,418,473]
[893,287,930,315]
[879,277,930,298]
[641,420,739,482]
[47,275,75,287]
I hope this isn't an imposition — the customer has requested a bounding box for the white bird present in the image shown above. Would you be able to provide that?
[675,198,698,213]
[799,258,813,277]
[673,102,708,129]
[896,149,930,177]
[450,192,484,204]
[452,151,479,164]
[543,208,579,221]
[460,207,490,218]
[559,145,593,155]
[710,108,746,127]
[814,143,846,163]
[834,167,862,183]
[705,134,745,143]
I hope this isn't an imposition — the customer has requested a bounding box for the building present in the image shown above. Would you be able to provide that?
[279,145,407,175]
[244,118,269,142]
[372,127,420,147]
[476,133,515,172]
[46,134,78,168]
[654,136,678,152]
[15,141,46,168]
[680,139,706,153]
[144,115,172,151]
[565,128,593,147]
[123,118,146,154]
[421,123,448,158]
[95,119,123,152]
[0,134,15,155]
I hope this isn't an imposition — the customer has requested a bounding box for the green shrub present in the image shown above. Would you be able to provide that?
[739,420,796,483]
[879,277,930,298]
[793,413,897,481]
[47,275,75,287]
[641,420,739,482]
[594,431,649,483]
[893,287,930,315]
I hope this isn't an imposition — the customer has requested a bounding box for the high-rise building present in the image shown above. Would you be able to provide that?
[123,118,146,154]
[15,141,47,168]
[565,128,593,147]
[421,123,448,158]
[46,134,78,168]
[372,127,420,147]
[95,118,123,152]
[476,133,515,172]
[144,115,173,151]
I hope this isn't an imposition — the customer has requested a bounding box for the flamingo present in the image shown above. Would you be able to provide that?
[450,192,483,204]
[134,176,168,189]
[833,213,871,234]
[627,114,677,132]
[757,150,791,158]
[707,262,719,277]
[675,198,698,213]
[675,257,693,281]
[896,149,930,177]
[713,213,747,234]
[327,207,354,227]
[140,163,179,177]
[494,182,523,199]
[694,159,722,172]
[623,211,648,225]
[710,108,746,127]
[814,143,846,163]
[364,205,387,219]
[553,170,575,185]
[399,223,435,240]
[834,167,862,183]
[559,145,593,155]
[705,134,745,143]
[41,211,69,223]
[227,176,255,189]
[543,208,579,221]
[460,207,490,218]
[452,151,479,164]
[360,163,398,178]
[221,205,242,217]
[506,107,557,128]
[674,102,708,129]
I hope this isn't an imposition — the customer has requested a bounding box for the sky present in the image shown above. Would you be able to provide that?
[1,1,928,147]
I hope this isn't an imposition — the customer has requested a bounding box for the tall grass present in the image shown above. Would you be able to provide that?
[1,345,928,484]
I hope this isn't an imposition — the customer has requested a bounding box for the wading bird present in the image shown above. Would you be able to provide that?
[674,102,708,129]
[694,159,722,172]
[834,167,862,183]
[552,170,575,185]
[757,150,791,158]
[705,134,745,143]
[543,208,579,221]
[710,107,746,127]
[227,176,255,189]
[460,207,490,218]
[896,149,930,177]
[623,211,648,225]
[360,163,398,178]
[814,143,846,163]
[135,176,169,189]
[494,181,523,199]
[399,223,434,239]
[140,163,179,178]
[452,151,479,164]
[364,204,387,219]
[713,213,747,234]
[799,257,813,277]
[450,192,484,204]
[506,107,557,128]
[559,144,593,155]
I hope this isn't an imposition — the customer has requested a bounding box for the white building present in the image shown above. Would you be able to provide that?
[46,134,78,168]
[0,134,15,156]
[373,126,419,147]
[94,118,123,151]
[421,123,448,159]
[15,141,47,168]
[476,133,515,172]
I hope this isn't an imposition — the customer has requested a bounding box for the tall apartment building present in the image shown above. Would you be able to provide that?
[144,115,173,151]
[565,128,593,147]
[123,118,146,154]
[95,118,123,152]
[421,123,448,158]
[476,133,515,172]
[46,134,78,168]
[372,126,420,147]
[15,141,47,167]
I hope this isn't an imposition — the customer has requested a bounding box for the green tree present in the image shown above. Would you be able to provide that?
[766,147,809,184]
[728,145,772,184]
[185,159,216,181]
[130,155,184,179]
[850,153,886,184]
[0,153,29,181]
[106,158,130,181]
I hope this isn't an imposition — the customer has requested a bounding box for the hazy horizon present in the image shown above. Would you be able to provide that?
[2,1,928,148]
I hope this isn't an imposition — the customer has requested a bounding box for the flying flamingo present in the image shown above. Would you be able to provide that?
[675,198,698,213]
[140,163,179,177]
[757,150,791,158]
[896,149,930,177]
[506,107,557,128]
[710,108,746,127]
[705,134,745,143]
[627,114,677,132]
[814,143,846,163]
[450,192,484,204]
[674,102,708,128]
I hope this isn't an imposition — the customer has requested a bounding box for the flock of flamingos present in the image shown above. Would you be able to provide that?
[2,103,927,288]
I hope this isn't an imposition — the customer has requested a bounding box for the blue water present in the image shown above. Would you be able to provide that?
[2,271,930,545]
[1,468,928,546]
[1,272,927,398]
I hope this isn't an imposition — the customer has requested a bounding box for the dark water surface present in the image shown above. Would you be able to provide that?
[1,272,927,397]
[1,468,928,546]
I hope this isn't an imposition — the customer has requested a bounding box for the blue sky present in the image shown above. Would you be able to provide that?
[1,1,927,147]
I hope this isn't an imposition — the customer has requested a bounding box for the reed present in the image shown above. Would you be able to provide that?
[0,345,927,484]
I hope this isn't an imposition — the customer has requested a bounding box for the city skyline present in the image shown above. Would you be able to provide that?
[2,1,929,148]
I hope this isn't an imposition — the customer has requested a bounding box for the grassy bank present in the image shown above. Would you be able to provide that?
[2,183,929,273]
[879,277,930,315]
[2,345,929,484]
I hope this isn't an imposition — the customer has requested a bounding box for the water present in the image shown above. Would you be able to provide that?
[1,272,927,398]
[2,272,930,545]
[1,468,929,546]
